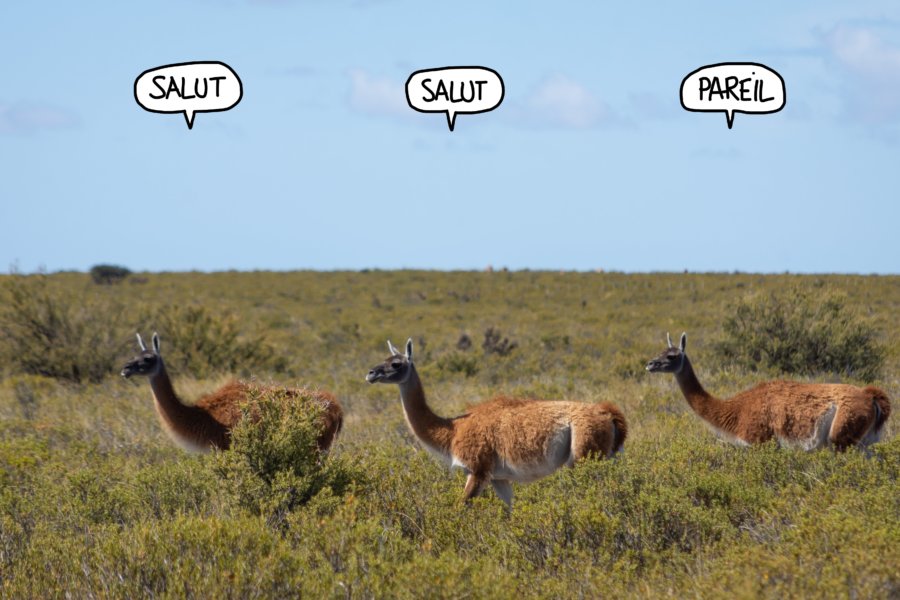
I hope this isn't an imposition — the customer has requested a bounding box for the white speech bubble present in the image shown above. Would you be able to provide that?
[134,61,243,129]
[406,66,504,131]
[680,62,785,129]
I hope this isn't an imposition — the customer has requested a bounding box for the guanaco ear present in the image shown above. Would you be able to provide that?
[136,333,147,352]
[405,338,413,362]
[679,332,687,353]
[666,332,673,349]
[152,332,161,355]
[387,340,400,356]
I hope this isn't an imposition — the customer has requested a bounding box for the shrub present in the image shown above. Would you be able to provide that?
[437,351,479,377]
[717,286,885,380]
[89,264,131,285]
[149,305,284,378]
[456,333,473,350]
[0,276,131,383]
[212,387,358,528]
[483,327,517,356]
[0,278,282,382]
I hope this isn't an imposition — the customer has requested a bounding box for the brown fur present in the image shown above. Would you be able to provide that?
[146,361,343,453]
[382,363,626,507]
[661,353,890,451]
[451,396,627,467]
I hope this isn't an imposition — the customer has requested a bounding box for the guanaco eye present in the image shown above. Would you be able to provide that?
[391,361,402,369]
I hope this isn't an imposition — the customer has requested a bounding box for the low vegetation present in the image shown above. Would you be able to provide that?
[0,276,279,382]
[0,275,130,383]
[0,270,897,597]
[147,304,284,378]
[717,285,885,380]
[212,387,358,527]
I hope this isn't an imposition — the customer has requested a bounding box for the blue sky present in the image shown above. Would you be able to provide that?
[1,1,899,273]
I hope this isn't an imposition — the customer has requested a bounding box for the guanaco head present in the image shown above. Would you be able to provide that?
[121,332,163,378]
[646,332,687,374]
[366,338,414,384]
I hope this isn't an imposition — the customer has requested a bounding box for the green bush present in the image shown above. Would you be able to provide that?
[717,286,885,380]
[89,264,131,285]
[0,278,284,382]
[436,351,479,377]
[212,387,359,528]
[0,275,131,383]
[149,304,284,378]
[482,327,517,356]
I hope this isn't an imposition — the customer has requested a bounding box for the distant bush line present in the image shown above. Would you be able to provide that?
[0,273,887,383]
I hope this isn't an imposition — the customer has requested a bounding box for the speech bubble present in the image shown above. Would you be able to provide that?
[134,61,243,129]
[406,66,504,131]
[680,62,785,129]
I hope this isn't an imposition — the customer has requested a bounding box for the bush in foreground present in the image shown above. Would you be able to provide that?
[212,387,359,528]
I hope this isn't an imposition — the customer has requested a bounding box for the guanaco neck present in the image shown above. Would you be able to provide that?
[148,359,222,434]
[398,364,454,454]
[674,355,740,437]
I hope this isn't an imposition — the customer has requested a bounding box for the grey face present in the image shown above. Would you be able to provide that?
[645,347,684,373]
[121,351,160,378]
[646,332,687,373]
[366,353,411,384]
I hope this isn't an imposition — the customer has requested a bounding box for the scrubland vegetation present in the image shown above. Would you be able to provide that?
[0,270,897,598]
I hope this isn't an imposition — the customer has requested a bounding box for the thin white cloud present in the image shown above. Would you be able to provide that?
[508,74,622,129]
[347,69,408,118]
[0,102,79,135]
[822,23,900,125]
